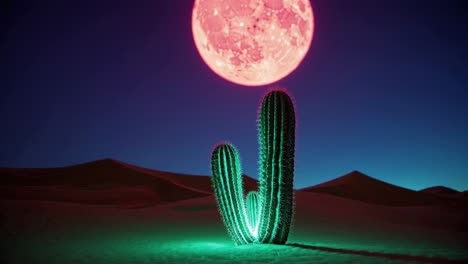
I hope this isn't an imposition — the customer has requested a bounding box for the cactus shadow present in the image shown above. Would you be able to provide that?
[286,243,464,264]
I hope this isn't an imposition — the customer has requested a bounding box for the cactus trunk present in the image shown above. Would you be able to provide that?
[257,90,296,244]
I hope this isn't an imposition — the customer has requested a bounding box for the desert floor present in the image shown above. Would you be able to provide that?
[3,194,467,264]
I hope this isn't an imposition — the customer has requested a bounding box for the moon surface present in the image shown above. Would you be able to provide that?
[192,0,314,86]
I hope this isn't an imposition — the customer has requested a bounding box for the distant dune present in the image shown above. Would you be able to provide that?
[419,186,468,207]
[113,159,258,194]
[2,161,466,208]
[299,170,463,207]
[419,186,460,195]
[1,160,466,209]
[419,185,464,199]
[0,159,257,207]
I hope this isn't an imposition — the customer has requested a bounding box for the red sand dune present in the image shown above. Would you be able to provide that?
[113,159,258,194]
[420,186,460,195]
[0,159,257,207]
[2,160,465,209]
[299,170,463,207]
[419,185,467,201]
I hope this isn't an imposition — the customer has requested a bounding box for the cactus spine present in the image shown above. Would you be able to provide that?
[210,88,296,245]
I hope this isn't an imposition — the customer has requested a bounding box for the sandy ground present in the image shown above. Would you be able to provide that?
[2,194,467,264]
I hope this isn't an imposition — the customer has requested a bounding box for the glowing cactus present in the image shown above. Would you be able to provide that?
[210,89,296,245]
[211,144,255,245]
[257,89,296,244]
[245,191,261,237]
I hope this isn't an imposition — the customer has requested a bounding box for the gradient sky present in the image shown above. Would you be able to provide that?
[1,0,467,191]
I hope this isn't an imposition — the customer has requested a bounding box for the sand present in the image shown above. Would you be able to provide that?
[1,160,467,263]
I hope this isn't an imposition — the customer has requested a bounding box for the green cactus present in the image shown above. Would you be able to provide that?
[257,89,296,244]
[210,89,296,245]
[245,191,261,237]
[211,144,255,245]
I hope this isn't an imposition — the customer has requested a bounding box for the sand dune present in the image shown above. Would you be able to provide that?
[420,186,460,195]
[0,159,258,207]
[0,159,196,206]
[113,159,258,194]
[299,170,457,207]
[419,185,467,201]
[1,160,464,208]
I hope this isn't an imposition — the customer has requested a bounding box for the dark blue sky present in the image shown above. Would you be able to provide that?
[1,0,467,191]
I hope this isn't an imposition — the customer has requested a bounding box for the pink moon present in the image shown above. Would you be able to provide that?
[192,0,315,87]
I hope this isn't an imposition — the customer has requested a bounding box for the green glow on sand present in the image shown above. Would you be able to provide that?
[12,222,468,263]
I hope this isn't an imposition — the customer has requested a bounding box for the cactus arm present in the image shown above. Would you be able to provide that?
[211,146,241,244]
[245,191,261,239]
[211,144,253,245]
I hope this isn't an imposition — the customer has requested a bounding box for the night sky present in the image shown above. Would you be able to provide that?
[1,0,467,191]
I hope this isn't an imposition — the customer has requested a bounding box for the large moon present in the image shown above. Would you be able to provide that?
[192,0,314,86]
